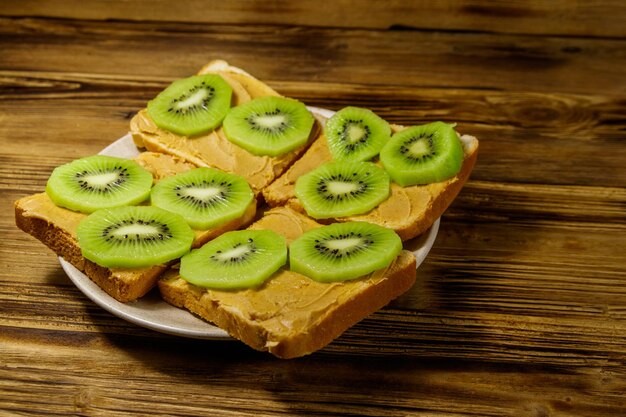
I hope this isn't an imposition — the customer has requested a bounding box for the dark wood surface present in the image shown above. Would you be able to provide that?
[2,2,625,416]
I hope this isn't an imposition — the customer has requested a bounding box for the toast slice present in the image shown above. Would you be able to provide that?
[263,127,479,241]
[159,206,417,358]
[14,152,257,302]
[129,60,320,195]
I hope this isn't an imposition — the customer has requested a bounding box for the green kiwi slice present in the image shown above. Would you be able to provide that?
[76,206,194,268]
[179,230,287,290]
[289,221,402,282]
[294,161,390,219]
[150,167,254,230]
[324,106,391,162]
[147,74,233,136]
[379,121,464,186]
[222,96,315,156]
[45,155,153,213]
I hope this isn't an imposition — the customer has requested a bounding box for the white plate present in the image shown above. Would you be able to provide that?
[60,107,440,339]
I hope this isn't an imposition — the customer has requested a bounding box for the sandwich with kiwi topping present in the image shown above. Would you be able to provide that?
[15,60,478,357]
[14,152,258,302]
[129,60,320,196]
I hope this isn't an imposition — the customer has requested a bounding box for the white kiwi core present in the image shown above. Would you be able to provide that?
[175,89,209,111]
[408,138,430,157]
[183,187,223,201]
[347,125,366,143]
[325,238,363,251]
[83,172,119,187]
[254,114,288,129]
[214,244,253,262]
[113,224,161,237]
[327,181,359,194]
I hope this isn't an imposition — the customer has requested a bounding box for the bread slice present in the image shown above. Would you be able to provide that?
[14,152,257,302]
[158,206,417,358]
[129,60,321,195]
[263,127,479,240]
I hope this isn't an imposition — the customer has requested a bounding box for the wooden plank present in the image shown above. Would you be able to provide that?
[2,277,625,368]
[1,0,625,38]
[1,18,626,97]
[5,190,626,367]
[3,11,626,415]
[2,71,625,188]
[1,327,624,416]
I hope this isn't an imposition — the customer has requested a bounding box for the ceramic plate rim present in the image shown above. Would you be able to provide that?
[59,106,440,340]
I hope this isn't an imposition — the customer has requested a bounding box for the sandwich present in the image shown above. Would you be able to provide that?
[15,151,257,302]
[129,60,319,195]
[15,60,478,357]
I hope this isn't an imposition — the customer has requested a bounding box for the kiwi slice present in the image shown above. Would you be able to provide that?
[45,155,153,214]
[324,106,391,162]
[179,230,287,290]
[289,221,402,282]
[150,167,254,230]
[76,206,194,268]
[147,74,233,136]
[379,122,464,186]
[222,96,315,156]
[294,161,390,219]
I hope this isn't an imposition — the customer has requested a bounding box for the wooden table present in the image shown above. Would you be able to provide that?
[2,2,625,415]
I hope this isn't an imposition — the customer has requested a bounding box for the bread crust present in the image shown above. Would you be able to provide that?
[14,149,258,302]
[385,136,479,240]
[158,206,418,358]
[15,199,165,302]
[268,251,416,358]
[128,60,320,196]
[264,134,479,241]
[159,250,416,359]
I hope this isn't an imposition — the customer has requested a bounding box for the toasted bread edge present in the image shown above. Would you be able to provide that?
[14,198,164,302]
[158,250,417,359]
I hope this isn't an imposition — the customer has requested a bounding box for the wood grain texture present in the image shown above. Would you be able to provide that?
[2,0,626,37]
[2,325,623,417]
[2,4,626,417]
[1,17,626,97]
[2,71,625,187]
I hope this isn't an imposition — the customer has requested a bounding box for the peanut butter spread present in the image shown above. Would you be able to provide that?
[166,207,410,339]
[130,62,316,195]
[19,192,86,239]
[262,132,333,206]
[263,127,477,239]
[131,110,320,194]
[17,192,160,279]
[197,60,280,98]
[16,151,256,260]
[18,191,255,250]
[133,151,195,182]
[18,152,195,237]
[346,134,476,232]
[131,152,259,247]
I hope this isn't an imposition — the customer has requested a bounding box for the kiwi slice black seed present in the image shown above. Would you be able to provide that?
[147,74,233,137]
[179,230,287,289]
[150,167,254,230]
[324,106,391,162]
[294,161,390,219]
[45,155,153,213]
[76,206,194,268]
[380,121,464,186]
[289,221,402,282]
[222,96,315,156]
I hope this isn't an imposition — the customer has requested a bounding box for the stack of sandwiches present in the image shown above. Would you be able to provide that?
[15,60,478,358]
